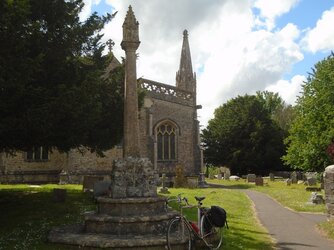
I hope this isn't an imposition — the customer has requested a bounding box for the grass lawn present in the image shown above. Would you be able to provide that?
[207,179,326,213]
[0,184,95,250]
[0,184,274,250]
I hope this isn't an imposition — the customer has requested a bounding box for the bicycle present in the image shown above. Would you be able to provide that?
[166,194,224,249]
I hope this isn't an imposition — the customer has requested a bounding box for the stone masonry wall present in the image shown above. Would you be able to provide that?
[139,96,196,176]
[0,150,66,183]
[0,147,123,184]
[66,147,122,173]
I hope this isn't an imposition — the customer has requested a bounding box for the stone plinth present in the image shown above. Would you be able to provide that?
[324,165,334,219]
[97,196,166,216]
[110,157,157,198]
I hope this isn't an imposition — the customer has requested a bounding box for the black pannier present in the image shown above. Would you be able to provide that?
[208,206,228,228]
[200,207,212,233]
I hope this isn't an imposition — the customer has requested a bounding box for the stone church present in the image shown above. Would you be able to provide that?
[0,21,203,184]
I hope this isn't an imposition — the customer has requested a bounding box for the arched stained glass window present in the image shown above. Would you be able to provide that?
[157,122,177,161]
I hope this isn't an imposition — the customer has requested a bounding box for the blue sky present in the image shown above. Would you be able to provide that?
[82,0,334,126]
[274,0,334,79]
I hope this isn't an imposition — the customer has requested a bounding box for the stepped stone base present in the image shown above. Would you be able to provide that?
[48,157,186,249]
[97,196,167,216]
[48,224,170,249]
[48,197,180,249]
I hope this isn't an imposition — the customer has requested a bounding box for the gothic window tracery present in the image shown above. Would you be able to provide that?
[26,146,49,161]
[156,122,177,161]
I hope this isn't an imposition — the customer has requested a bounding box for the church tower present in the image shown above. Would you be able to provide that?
[176,30,196,96]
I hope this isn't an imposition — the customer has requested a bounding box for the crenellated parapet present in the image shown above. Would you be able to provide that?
[139,78,194,106]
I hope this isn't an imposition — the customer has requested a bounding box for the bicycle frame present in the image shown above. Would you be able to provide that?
[167,194,214,240]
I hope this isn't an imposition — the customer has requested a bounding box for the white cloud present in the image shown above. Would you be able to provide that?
[302,7,334,53]
[253,0,300,30]
[265,75,305,105]
[96,0,305,126]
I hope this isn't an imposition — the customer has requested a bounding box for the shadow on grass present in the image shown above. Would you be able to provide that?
[224,226,274,250]
[0,188,96,250]
[207,182,254,189]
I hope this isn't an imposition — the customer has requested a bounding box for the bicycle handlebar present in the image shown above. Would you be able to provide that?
[166,193,203,209]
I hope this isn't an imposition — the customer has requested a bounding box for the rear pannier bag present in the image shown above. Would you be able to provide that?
[209,206,228,228]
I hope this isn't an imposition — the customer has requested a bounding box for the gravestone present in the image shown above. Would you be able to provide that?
[324,165,334,219]
[247,174,256,183]
[159,173,170,193]
[309,192,325,204]
[217,173,222,180]
[306,177,317,186]
[93,180,111,197]
[255,177,264,186]
[82,175,104,192]
[286,178,292,186]
[224,172,230,180]
[269,173,275,181]
[291,171,297,184]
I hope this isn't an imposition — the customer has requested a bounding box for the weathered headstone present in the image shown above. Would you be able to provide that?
[286,178,292,186]
[83,176,104,192]
[255,177,264,186]
[269,173,275,181]
[306,177,317,186]
[93,180,111,197]
[174,164,188,188]
[224,172,230,180]
[324,165,334,219]
[291,171,297,184]
[59,170,69,185]
[159,173,170,193]
[309,192,325,204]
[247,174,256,183]
[217,173,222,180]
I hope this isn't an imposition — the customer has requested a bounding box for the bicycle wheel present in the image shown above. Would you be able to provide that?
[200,214,223,249]
[167,217,192,250]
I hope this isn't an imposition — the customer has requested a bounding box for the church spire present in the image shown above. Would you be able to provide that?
[176,30,196,92]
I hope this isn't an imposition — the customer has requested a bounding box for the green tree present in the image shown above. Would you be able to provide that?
[0,0,123,154]
[256,90,296,134]
[202,95,285,175]
[283,53,334,171]
[256,91,284,115]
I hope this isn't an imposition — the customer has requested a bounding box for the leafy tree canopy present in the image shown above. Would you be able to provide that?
[283,53,334,171]
[0,0,123,154]
[256,91,296,133]
[202,94,286,175]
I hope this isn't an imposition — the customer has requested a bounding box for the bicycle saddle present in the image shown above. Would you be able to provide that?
[195,196,205,202]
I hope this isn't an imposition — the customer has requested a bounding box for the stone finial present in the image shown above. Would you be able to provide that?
[121,5,140,50]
